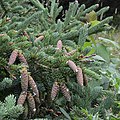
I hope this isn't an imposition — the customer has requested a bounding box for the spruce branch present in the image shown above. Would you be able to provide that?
[0,0,7,18]
[88,16,113,35]
[96,6,110,17]
[17,11,43,30]
[29,0,45,11]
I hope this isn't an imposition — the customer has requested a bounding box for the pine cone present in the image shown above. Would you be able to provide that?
[57,40,62,50]
[27,92,36,115]
[34,35,44,42]
[28,75,40,104]
[28,75,39,97]
[66,60,78,72]
[17,91,27,105]
[23,102,29,119]
[51,82,60,101]
[60,83,71,102]
[34,96,41,105]
[8,49,18,65]
[21,67,29,92]
[76,67,83,86]
[83,73,88,86]
[18,52,28,66]
[65,50,76,56]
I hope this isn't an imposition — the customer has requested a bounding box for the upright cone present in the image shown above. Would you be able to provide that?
[57,40,62,50]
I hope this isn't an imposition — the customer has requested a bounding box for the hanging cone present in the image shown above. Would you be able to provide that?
[21,67,29,92]
[8,49,18,65]
[51,82,60,101]
[28,75,39,97]
[27,92,36,116]
[23,101,29,119]
[60,83,71,102]
[83,73,88,86]
[28,75,40,104]
[76,67,83,86]
[18,51,28,66]
[34,96,41,105]
[66,60,78,73]
[17,91,27,105]
[57,40,62,50]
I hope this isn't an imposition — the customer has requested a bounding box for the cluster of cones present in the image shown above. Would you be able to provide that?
[67,60,88,86]
[8,49,28,66]
[51,40,88,101]
[57,40,88,87]
[8,49,40,117]
[8,40,87,115]
[51,82,71,101]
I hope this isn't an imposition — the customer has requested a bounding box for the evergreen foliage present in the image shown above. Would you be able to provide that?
[0,95,24,120]
[0,0,120,119]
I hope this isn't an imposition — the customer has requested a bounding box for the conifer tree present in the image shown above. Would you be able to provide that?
[0,0,119,119]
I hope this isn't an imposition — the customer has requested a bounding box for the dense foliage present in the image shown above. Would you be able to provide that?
[0,0,120,119]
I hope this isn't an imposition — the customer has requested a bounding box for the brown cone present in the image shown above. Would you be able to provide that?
[17,91,27,105]
[76,67,84,86]
[51,82,59,101]
[83,73,88,86]
[27,92,36,115]
[18,52,28,66]
[34,96,41,105]
[23,101,29,119]
[66,60,78,73]
[21,67,29,92]
[60,83,71,102]
[8,49,18,65]
[28,75,39,97]
[28,75,40,104]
